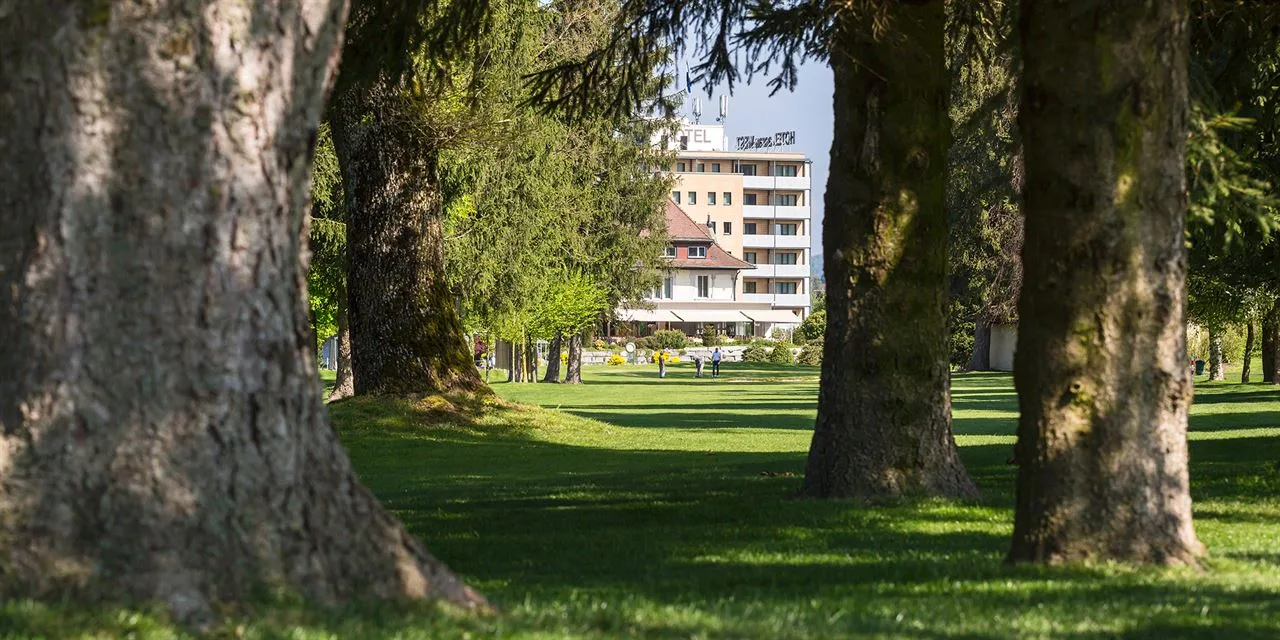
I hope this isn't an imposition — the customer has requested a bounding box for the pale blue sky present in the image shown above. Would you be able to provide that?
[675,62,834,258]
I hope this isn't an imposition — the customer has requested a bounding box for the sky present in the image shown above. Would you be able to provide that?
[675,61,834,259]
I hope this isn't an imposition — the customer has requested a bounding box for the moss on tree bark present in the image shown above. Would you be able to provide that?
[1009,0,1203,565]
[802,0,977,500]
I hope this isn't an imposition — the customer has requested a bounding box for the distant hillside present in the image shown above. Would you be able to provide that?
[810,251,824,283]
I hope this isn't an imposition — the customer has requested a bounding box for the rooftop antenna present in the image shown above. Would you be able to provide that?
[692,97,703,123]
[718,95,728,123]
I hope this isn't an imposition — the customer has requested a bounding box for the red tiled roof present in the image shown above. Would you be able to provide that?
[664,200,753,270]
[665,199,714,241]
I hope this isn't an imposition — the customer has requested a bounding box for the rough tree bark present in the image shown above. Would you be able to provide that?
[1241,322,1254,383]
[969,317,992,371]
[803,0,977,500]
[1264,300,1279,384]
[329,82,485,397]
[0,0,486,622]
[511,339,524,382]
[1009,0,1203,565]
[1208,331,1225,381]
[525,342,539,383]
[565,333,584,384]
[329,281,355,401]
[542,335,563,383]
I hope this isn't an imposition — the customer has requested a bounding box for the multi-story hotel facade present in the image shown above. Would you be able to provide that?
[617,121,815,339]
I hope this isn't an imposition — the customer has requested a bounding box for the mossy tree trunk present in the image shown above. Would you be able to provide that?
[330,82,485,397]
[1264,300,1279,384]
[1208,331,1225,381]
[969,317,992,371]
[542,335,563,383]
[329,280,355,400]
[0,0,486,622]
[1009,0,1203,565]
[803,0,977,500]
[1241,322,1254,383]
[565,333,584,383]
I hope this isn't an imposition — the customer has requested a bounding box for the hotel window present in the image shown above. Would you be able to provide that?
[689,246,707,258]
[711,162,721,172]
[744,251,757,264]
[723,192,732,205]
[696,163,705,172]
[688,191,697,205]
[774,252,798,265]
[744,222,758,235]
[775,194,799,206]
[775,281,798,295]
[672,191,680,204]
[778,223,798,236]
[663,245,676,258]
[743,193,758,205]
[775,164,798,177]
[744,281,758,294]
[677,162,686,172]
[697,275,710,298]
[723,221,732,235]
[739,163,757,176]
[653,276,673,299]
[708,192,717,205]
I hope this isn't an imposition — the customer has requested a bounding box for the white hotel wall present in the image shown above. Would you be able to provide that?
[652,270,739,302]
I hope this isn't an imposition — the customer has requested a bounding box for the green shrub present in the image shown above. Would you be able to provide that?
[636,336,659,351]
[654,329,688,350]
[797,309,825,343]
[768,344,796,364]
[607,354,626,365]
[593,339,608,350]
[701,324,721,347]
[798,344,822,366]
[742,344,770,363]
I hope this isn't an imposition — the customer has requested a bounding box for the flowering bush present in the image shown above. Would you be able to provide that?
[607,354,626,366]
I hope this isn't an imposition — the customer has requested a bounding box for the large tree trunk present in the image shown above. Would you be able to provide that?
[968,316,992,371]
[1241,322,1255,383]
[1208,331,1225,381]
[511,339,524,382]
[1264,301,1279,384]
[803,0,977,500]
[0,0,486,623]
[329,282,355,401]
[329,82,485,397]
[525,342,539,383]
[1009,0,1202,565]
[542,335,563,383]
[565,333,584,384]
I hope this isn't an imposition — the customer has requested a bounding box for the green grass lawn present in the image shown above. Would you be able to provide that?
[5,363,1280,638]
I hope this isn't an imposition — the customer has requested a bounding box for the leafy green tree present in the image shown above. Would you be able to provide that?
[308,125,355,400]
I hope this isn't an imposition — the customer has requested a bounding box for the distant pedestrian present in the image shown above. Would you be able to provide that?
[694,355,704,378]
[657,350,667,378]
[711,347,721,377]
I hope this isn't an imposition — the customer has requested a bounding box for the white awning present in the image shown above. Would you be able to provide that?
[670,309,752,323]
[617,308,682,322]
[741,309,803,324]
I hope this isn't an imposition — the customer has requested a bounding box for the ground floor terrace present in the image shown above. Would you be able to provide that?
[610,304,807,340]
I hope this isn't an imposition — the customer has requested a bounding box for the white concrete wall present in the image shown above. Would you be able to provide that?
[652,270,737,302]
[990,324,1017,372]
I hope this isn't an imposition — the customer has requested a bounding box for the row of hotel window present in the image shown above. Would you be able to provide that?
[673,191,800,206]
[652,276,800,299]
[663,246,803,264]
[675,162,800,176]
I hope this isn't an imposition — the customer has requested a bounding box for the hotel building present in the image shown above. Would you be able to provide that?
[617,121,815,338]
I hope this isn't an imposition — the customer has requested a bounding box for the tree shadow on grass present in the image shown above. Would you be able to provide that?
[324,391,1280,638]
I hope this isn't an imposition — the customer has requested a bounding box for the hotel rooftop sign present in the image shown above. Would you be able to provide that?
[735,131,796,151]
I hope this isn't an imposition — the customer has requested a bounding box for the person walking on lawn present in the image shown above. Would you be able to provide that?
[711,348,722,378]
